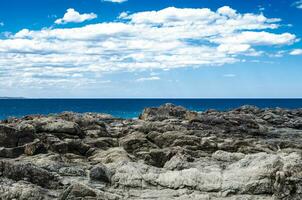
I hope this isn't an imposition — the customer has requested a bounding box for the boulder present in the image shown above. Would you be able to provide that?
[139,103,197,121]
[0,125,18,148]
[16,123,37,146]
[35,119,83,138]
[120,132,157,154]
[89,164,112,183]
[0,124,35,148]
[0,146,25,158]
[0,161,60,189]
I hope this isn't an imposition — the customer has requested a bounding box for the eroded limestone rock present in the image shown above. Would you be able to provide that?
[0,104,301,199]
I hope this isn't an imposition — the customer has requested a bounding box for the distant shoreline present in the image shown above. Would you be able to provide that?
[0,97,25,99]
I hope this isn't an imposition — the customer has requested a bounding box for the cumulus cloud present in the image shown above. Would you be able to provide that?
[212,31,296,46]
[0,6,297,89]
[118,12,128,19]
[103,0,128,3]
[290,49,302,55]
[55,8,97,24]
[293,1,302,9]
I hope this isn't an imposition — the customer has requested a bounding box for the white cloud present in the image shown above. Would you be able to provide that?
[269,50,286,58]
[55,8,97,24]
[290,49,302,55]
[118,12,128,19]
[293,1,302,9]
[212,31,297,46]
[217,6,237,17]
[0,6,297,90]
[218,44,251,54]
[103,0,128,3]
[136,76,160,82]
[0,22,4,26]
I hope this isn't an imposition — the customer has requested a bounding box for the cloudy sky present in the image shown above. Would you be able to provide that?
[0,0,301,98]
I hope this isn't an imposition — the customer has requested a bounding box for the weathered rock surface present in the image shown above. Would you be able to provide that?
[0,104,302,199]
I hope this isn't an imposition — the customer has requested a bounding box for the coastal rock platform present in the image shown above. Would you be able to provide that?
[0,104,302,200]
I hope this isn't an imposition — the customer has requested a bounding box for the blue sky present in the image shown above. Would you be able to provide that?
[0,0,302,98]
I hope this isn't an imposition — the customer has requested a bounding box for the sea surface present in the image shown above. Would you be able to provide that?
[1,99,302,120]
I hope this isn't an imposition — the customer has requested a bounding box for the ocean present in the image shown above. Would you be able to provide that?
[1,99,302,120]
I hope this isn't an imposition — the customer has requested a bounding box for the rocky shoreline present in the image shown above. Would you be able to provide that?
[0,103,301,200]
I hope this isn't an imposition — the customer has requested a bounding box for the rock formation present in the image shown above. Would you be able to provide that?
[0,104,301,199]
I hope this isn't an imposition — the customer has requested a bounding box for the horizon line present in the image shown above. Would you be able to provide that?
[2,97,302,100]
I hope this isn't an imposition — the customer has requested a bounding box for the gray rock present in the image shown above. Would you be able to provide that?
[59,183,98,200]
[0,178,54,200]
[120,132,157,154]
[0,146,25,158]
[24,140,47,156]
[139,103,198,121]
[0,124,35,148]
[35,118,83,138]
[0,104,301,199]
[89,164,112,183]
[0,161,60,189]
[212,150,245,162]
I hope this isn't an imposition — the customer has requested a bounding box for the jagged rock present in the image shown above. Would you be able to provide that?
[49,141,69,154]
[16,123,37,146]
[44,137,90,156]
[212,150,245,162]
[63,139,91,156]
[89,164,112,183]
[139,103,198,121]
[24,140,47,156]
[163,153,193,170]
[58,166,86,177]
[59,183,98,200]
[85,128,110,138]
[0,104,301,199]
[89,147,131,164]
[120,132,157,154]
[0,124,35,148]
[0,161,60,189]
[147,131,201,148]
[35,118,83,138]
[0,125,18,148]
[142,148,176,168]
[0,178,54,200]
[0,146,25,158]
[85,137,118,149]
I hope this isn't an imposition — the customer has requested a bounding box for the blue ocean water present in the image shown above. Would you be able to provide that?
[1,99,302,120]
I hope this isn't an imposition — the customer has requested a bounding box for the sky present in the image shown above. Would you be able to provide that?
[0,0,302,98]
